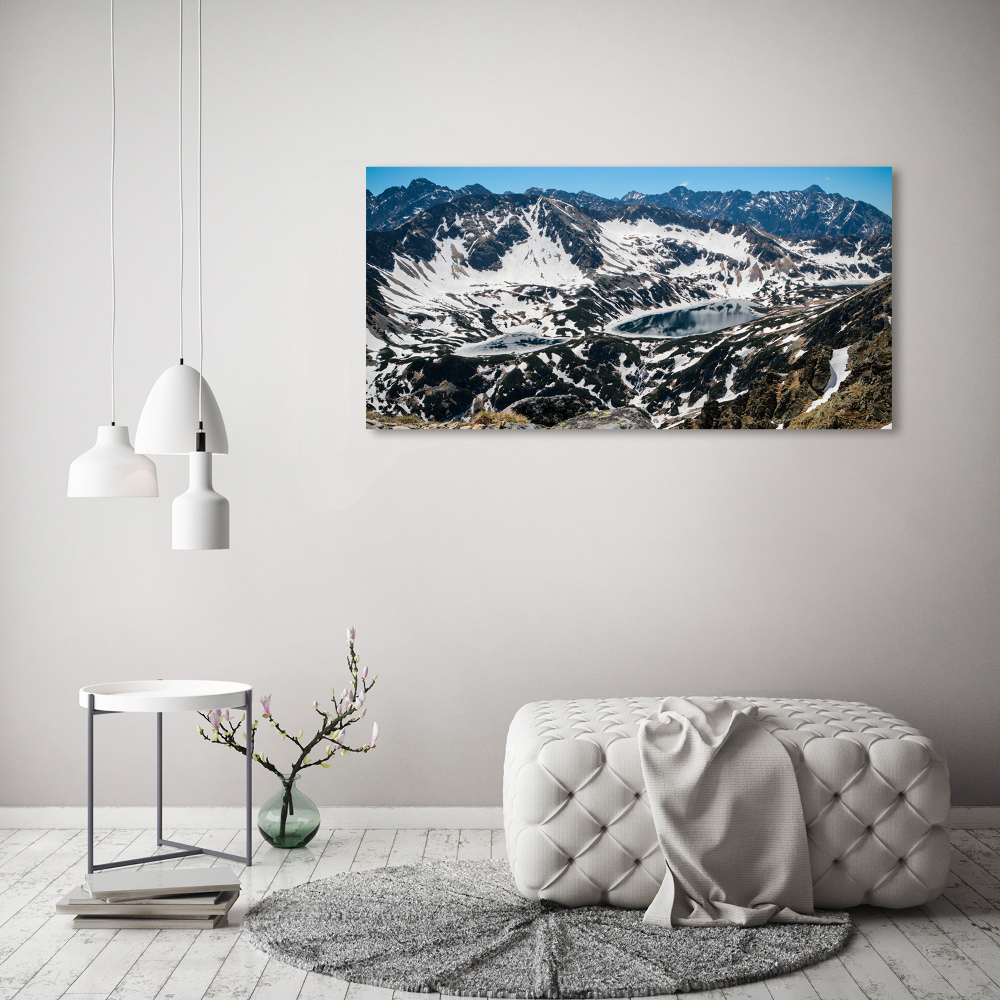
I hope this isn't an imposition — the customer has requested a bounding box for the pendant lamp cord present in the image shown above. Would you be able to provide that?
[197,0,204,432]
[110,0,117,426]
[178,0,184,366]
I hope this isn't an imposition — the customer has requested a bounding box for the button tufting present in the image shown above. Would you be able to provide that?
[506,695,949,912]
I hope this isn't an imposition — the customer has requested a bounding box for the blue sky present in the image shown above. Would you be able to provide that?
[366,167,893,216]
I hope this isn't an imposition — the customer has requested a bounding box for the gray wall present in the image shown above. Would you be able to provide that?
[1,0,997,809]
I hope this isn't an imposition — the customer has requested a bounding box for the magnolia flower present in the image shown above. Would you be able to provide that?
[357,691,366,706]
[312,700,319,710]
[370,722,380,746]
[260,694,272,718]
[347,626,356,643]
[362,666,368,681]
[360,707,367,718]
[207,709,222,732]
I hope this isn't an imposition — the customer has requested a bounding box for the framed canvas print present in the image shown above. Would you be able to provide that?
[366,167,892,430]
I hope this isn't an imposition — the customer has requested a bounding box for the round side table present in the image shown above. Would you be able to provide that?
[80,680,253,873]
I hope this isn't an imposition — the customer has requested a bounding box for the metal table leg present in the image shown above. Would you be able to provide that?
[87,694,94,874]
[88,698,254,872]
[245,688,253,866]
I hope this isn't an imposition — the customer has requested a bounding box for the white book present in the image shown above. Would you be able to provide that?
[85,865,241,901]
[58,887,238,917]
[73,913,227,929]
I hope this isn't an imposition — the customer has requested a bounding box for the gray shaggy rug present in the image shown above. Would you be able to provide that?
[244,860,852,997]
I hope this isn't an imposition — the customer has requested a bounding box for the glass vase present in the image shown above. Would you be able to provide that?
[257,777,320,848]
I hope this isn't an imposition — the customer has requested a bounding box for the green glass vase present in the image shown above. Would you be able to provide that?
[257,777,320,848]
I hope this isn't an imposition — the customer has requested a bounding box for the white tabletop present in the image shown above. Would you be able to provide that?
[79,680,251,713]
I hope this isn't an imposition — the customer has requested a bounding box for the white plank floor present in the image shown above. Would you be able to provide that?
[0,827,999,999]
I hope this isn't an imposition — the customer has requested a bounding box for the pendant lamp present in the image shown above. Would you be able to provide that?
[135,0,229,548]
[134,363,227,454]
[68,426,158,498]
[68,0,158,499]
[172,435,229,549]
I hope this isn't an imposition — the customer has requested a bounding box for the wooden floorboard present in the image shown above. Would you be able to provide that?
[1,828,998,999]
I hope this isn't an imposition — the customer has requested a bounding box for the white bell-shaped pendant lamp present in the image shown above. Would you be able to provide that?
[69,425,158,497]
[156,0,229,550]
[134,363,228,455]
[67,0,157,500]
[172,438,229,550]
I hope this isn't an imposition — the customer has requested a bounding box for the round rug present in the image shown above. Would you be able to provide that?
[244,860,852,997]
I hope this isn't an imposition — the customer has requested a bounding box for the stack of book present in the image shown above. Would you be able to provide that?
[57,866,241,929]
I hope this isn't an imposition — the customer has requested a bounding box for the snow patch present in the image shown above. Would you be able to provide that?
[717,365,745,403]
[806,347,851,413]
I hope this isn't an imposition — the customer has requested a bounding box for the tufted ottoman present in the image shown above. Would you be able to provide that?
[504,697,950,910]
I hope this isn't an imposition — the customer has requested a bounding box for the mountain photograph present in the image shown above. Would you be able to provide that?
[366,168,892,430]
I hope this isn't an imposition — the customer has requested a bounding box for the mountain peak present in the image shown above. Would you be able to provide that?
[406,177,442,193]
[803,184,825,193]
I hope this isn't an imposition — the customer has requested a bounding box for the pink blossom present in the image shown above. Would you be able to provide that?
[346,626,356,644]
[207,709,222,732]
[370,722,380,746]
[362,666,368,680]
[260,694,272,718]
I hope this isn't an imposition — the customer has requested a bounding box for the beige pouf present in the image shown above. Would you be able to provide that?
[503,697,950,910]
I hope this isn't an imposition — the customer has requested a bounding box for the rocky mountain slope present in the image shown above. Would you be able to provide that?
[366,187,892,429]
[368,277,891,429]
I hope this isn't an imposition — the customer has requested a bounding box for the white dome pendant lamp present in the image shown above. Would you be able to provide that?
[135,0,227,459]
[135,0,229,548]
[134,362,227,455]
[68,0,157,499]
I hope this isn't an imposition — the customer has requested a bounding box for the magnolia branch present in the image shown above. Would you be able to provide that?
[197,629,379,784]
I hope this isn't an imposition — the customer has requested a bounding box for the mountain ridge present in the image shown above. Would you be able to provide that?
[367,177,891,239]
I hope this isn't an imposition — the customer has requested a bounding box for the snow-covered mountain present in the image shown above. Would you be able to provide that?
[367,179,495,232]
[621,184,890,239]
[366,188,892,429]
[366,178,891,239]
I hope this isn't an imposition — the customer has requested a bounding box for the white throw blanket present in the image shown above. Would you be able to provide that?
[638,696,846,927]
